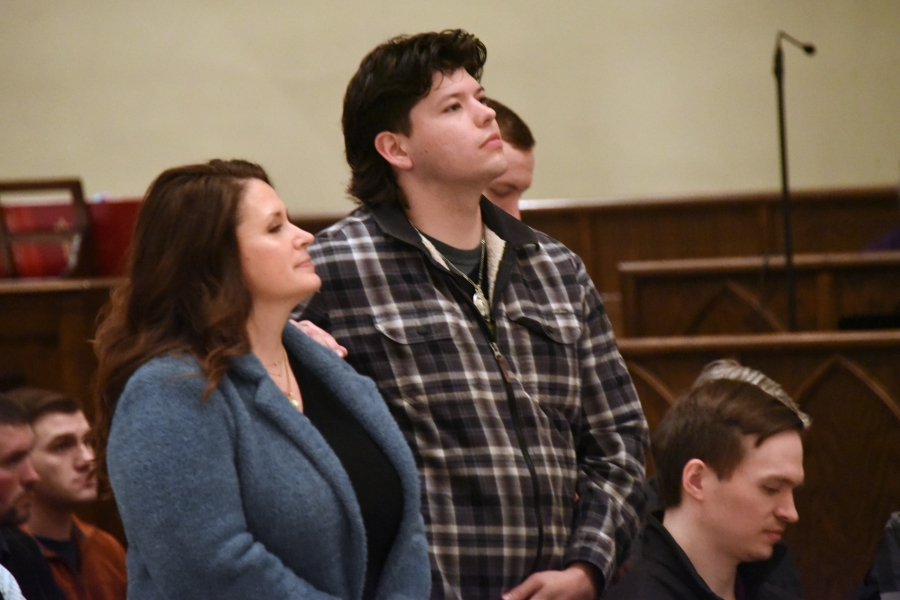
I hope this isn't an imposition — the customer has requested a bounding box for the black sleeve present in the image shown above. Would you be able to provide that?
[0,528,66,600]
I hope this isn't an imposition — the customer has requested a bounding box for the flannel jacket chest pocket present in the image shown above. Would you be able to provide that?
[503,303,584,418]
[372,303,456,345]
[370,303,468,407]
[506,304,582,346]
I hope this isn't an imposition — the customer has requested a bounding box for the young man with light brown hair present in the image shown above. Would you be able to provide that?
[604,360,809,600]
[9,388,125,600]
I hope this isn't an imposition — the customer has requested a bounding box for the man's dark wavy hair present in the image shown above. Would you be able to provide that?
[342,29,487,208]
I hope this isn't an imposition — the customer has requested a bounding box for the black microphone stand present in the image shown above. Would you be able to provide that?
[773,31,815,331]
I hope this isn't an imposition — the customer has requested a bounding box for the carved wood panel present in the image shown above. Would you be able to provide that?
[0,279,119,410]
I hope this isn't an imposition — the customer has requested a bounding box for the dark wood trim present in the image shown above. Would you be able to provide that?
[519,185,898,213]
[618,250,900,336]
[0,276,123,295]
[619,250,900,276]
[618,330,900,354]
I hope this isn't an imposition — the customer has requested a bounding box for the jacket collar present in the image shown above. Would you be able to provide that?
[643,512,722,599]
[479,196,539,249]
[369,197,538,300]
[20,513,99,560]
[370,196,538,251]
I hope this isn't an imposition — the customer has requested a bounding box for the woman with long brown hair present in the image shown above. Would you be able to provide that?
[93,159,429,600]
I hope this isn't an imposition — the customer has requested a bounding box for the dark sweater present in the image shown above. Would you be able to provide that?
[0,527,66,600]
[604,514,802,600]
[296,358,404,600]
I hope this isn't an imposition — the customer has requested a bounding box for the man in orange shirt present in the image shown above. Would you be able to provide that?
[9,388,125,600]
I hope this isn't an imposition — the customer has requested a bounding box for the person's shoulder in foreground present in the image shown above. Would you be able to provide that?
[1,526,67,600]
[604,360,809,600]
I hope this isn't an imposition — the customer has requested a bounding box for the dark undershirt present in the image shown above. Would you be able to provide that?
[292,357,403,600]
[34,536,80,572]
[422,232,490,299]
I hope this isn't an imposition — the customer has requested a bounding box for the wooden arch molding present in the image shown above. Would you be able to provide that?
[626,362,677,476]
[783,354,900,600]
[793,354,900,422]
[684,281,785,335]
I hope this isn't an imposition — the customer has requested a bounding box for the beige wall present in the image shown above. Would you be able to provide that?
[1,0,898,214]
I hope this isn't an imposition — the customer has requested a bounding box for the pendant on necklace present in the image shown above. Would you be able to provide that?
[286,393,300,409]
[473,288,491,321]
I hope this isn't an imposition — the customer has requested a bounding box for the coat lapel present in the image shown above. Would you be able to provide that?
[280,324,420,501]
[229,342,365,543]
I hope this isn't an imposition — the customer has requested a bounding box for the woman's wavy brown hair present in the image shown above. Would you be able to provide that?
[92,159,269,476]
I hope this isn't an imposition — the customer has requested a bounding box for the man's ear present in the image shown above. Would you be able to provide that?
[682,458,710,502]
[374,131,413,171]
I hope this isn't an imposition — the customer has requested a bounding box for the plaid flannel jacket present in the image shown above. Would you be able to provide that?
[297,199,648,600]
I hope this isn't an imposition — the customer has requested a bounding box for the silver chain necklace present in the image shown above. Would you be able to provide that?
[416,226,492,324]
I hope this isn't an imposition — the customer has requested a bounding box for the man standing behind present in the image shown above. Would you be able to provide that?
[483,98,535,220]
[0,393,63,600]
[8,389,125,600]
[604,360,808,600]
[298,29,648,599]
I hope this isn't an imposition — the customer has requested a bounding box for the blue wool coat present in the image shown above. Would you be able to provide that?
[107,325,430,600]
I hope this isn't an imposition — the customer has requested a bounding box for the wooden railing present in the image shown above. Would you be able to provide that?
[619,250,900,336]
[519,186,900,334]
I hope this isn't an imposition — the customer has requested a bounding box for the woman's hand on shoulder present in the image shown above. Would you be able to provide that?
[290,319,348,358]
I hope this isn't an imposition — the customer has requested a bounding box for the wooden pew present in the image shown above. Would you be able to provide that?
[519,186,900,334]
[0,277,121,404]
[79,187,897,336]
[619,250,900,336]
[618,331,900,600]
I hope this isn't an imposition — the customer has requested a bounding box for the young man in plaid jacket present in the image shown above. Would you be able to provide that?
[297,29,649,600]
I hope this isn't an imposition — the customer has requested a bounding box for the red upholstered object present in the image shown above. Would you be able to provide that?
[1,203,75,277]
[1,198,140,278]
[88,199,141,276]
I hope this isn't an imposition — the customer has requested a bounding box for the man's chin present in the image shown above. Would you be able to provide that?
[0,505,29,527]
[742,544,777,564]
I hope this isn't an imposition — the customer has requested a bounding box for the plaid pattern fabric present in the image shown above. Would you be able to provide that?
[297,201,648,599]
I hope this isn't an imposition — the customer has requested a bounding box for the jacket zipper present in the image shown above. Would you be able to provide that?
[487,338,545,573]
[427,240,546,573]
